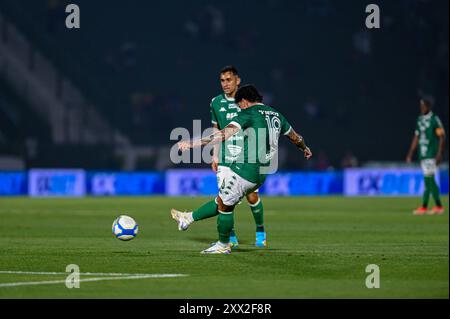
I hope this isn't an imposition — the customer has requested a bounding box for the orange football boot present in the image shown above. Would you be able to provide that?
[428,206,445,215]
[413,207,428,215]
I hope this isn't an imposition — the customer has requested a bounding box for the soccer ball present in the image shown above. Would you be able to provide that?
[112,215,139,241]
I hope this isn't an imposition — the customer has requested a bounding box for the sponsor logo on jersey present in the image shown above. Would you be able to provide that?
[220,99,227,103]
[228,104,239,110]
[259,110,279,116]
[227,145,242,157]
[229,135,244,141]
[226,112,238,120]
[219,107,227,112]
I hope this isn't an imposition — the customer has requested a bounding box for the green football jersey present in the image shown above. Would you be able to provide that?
[414,111,445,160]
[228,103,292,184]
[210,94,244,167]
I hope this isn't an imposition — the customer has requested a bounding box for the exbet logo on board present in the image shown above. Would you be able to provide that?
[65,4,80,29]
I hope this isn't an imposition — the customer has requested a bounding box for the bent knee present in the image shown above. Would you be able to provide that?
[246,192,260,205]
[216,196,234,212]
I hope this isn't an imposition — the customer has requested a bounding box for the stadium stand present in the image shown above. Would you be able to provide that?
[0,0,448,170]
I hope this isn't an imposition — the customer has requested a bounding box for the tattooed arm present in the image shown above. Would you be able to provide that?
[178,124,240,151]
[286,128,313,160]
[211,123,220,172]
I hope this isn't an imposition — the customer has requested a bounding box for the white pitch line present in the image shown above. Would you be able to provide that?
[0,274,188,288]
[0,270,175,277]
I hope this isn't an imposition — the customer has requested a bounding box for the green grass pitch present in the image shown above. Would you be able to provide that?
[0,196,448,298]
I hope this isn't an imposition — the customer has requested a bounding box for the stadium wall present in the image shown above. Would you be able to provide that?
[0,168,448,197]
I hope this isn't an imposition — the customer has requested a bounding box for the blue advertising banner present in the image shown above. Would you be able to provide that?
[87,172,164,196]
[0,172,27,195]
[440,171,449,194]
[260,172,343,195]
[28,169,86,197]
[343,168,442,196]
[0,168,447,197]
[165,169,343,196]
[166,169,218,196]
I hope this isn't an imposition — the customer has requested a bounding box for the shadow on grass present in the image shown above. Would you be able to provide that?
[188,236,284,252]
[111,251,152,256]
[232,247,283,253]
[189,236,257,246]
[188,236,217,243]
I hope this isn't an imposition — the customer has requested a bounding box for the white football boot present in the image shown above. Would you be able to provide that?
[170,209,193,231]
[201,241,231,254]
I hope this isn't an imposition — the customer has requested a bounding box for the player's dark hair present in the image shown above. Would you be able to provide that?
[235,84,263,103]
[220,65,239,76]
[421,96,434,108]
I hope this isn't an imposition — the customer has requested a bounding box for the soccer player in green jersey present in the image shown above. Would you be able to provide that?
[406,97,446,215]
[172,85,312,254]
[207,66,266,248]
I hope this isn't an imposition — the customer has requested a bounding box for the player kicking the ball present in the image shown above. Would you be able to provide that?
[406,97,446,215]
[171,85,312,254]
[197,65,266,248]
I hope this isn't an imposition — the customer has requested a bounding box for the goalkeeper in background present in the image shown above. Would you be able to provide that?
[406,97,446,215]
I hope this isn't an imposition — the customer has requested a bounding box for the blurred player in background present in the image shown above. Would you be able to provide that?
[172,85,312,254]
[406,97,446,215]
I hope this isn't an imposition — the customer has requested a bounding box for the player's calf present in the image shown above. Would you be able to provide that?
[247,193,266,247]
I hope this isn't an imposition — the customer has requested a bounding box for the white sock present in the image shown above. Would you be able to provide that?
[217,241,228,248]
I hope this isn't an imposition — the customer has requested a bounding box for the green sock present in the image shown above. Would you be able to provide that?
[429,176,442,207]
[217,211,234,244]
[250,199,264,232]
[192,199,219,221]
[422,177,431,208]
[230,228,237,237]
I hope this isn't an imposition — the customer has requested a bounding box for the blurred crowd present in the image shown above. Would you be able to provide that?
[0,0,447,170]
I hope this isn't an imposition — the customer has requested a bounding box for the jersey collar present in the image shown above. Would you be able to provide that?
[224,94,235,102]
[422,111,433,120]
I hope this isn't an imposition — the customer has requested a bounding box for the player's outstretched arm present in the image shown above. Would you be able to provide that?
[211,124,220,172]
[406,135,419,163]
[286,128,312,160]
[178,124,240,151]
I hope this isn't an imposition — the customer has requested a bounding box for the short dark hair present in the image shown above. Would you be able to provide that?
[235,84,263,103]
[220,65,239,76]
[420,95,434,108]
